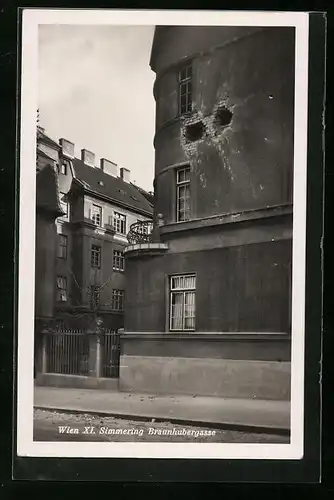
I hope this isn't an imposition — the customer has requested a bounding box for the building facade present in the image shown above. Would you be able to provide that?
[121,26,295,400]
[56,141,153,329]
[35,129,153,337]
[35,127,71,373]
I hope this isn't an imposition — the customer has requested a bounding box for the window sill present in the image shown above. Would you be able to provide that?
[169,329,195,333]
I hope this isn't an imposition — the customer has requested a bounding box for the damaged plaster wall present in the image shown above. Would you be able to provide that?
[153,26,295,223]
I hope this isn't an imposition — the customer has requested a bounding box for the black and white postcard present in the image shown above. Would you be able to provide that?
[14,8,325,480]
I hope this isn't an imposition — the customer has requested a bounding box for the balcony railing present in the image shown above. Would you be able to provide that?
[127,220,154,244]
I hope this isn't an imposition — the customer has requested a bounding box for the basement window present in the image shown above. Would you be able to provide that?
[185,121,204,142]
[215,106,233,128]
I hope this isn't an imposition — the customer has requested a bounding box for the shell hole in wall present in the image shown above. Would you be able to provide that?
[215,106,233,128]
[184,121,205,142]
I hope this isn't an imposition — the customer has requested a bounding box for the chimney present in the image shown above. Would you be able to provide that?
[81,149,95,167]
[100,158,118,177]
[120,167,130,183]
[59,138,75,158]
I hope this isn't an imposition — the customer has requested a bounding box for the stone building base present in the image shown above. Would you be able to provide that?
[36,373,119,391]
[119,355,291,401]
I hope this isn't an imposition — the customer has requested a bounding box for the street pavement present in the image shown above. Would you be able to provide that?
[34,386,290,434]
[34,408,289,443]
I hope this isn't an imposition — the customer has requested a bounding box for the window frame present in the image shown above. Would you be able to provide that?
[91,204,102,227]
[113,211,127,235]
[91,244,101,268]
[56,275,67,302]
[112,249,125,272]
[60,162,67,175]
[59,192,68,218]
[111,289,124,312]
[136,219,149,235]
[57,233,68,259]
[178,63,192,115]
[176,166,191,222]
[169,273,196,332]
[90,285,100,309]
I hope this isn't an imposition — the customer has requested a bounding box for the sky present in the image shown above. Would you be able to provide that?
[38,24,156,191]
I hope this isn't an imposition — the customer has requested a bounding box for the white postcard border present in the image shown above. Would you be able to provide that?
[17,9,309,460]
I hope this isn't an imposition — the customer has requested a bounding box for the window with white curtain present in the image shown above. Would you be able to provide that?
[169,274,196,331]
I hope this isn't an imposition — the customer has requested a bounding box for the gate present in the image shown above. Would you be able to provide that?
[101,329,121,378]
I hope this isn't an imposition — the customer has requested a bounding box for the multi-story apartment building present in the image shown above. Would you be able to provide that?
[121,26,295,401]
[35,129,153,337]
[55,140,153,329]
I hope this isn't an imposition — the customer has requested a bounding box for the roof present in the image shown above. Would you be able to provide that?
[72,158,153,216]
[36,164,64,216]
[149,26,174,71]
[149,26,161,71]
[37,128,61,150]
[131,183,154,205]
[37,149,56,162]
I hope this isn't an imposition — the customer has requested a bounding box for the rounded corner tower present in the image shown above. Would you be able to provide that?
[122,25,295,400]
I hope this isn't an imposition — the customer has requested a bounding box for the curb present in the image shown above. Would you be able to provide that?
[34,405,290,436]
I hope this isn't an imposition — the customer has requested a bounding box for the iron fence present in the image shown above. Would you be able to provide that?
[45,329,90,375]
[43,328,120,378]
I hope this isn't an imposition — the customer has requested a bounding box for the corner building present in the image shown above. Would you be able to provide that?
[121,26,295,400]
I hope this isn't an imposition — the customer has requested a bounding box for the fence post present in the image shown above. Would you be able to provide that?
[88,332,101,378]
[96,334,101,378]
[41,331,48,374]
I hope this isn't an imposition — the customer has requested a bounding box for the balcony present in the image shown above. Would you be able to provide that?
[126,220,154,244]
[125,220,168,257]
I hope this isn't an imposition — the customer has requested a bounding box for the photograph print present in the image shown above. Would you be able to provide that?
[17,10,310,461]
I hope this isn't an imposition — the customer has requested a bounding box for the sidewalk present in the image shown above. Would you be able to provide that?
[34,386,290,434]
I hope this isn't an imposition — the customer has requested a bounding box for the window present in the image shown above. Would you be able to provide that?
[90,286,100,309]
[179,64,192,115]
[59,192,68,217]
[176,166,191,222]
[113,212,127,234]
[137,219,149,235]
[56,276,67,302]
[170,274,196,331]
[60,162,67,175]
[111,289,124,311]
[91,204,102,226]
[57,234,68,259]
[113,250,124,271]
[91,245,101,268]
